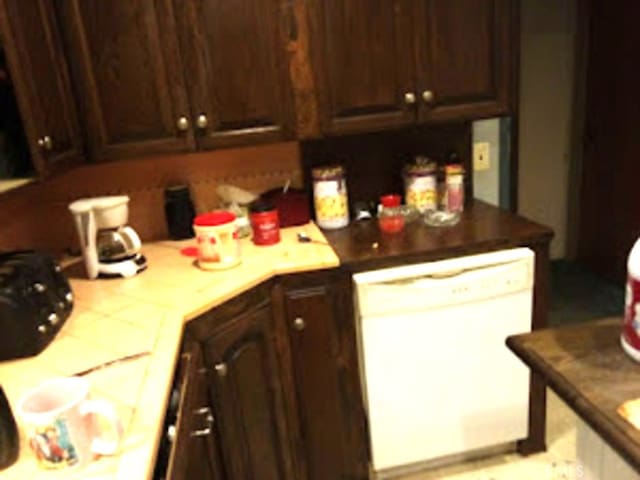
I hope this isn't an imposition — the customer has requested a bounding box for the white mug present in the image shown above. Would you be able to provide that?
[17,376,123,471]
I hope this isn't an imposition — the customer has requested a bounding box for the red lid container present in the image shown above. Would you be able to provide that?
[193,211,236,227]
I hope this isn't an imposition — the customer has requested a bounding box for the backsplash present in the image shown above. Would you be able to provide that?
[0,124,473,255]
[301,123,472,207]
[0,142,302,254]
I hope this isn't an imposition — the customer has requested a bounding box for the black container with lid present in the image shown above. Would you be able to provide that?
[0,386,18,470]
[164,185,196,240]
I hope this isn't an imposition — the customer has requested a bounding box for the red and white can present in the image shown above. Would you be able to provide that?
[249,200,280,246]
[622,237,640,361]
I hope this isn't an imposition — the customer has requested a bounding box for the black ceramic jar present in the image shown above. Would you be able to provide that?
[0,386,18,470]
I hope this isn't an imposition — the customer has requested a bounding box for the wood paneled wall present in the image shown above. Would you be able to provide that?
[0,142,302,254]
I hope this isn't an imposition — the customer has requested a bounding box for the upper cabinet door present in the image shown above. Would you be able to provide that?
[173,0,295,149]
[56,0,194,161]
[415,0,516,122]
[0,0,83,177]
[309,0,416,135]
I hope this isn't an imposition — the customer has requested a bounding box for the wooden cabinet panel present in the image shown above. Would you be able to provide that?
[174,0,294,148]
[201,303,294,480]
[308,0,516,134]
[309,0,416,135]
[56,0,194,161]
[415,0,515,122]
[0,0,83,176]
[166,338,222,480]
[281,271,369,480]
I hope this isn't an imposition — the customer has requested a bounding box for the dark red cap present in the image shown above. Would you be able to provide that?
[380,194,401,208]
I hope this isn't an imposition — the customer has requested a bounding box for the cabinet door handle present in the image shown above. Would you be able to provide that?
[190,412,214,437]
[422,90,435,103]
[176,116,190,131]
[404,92,416,105]
[214,363,228,377]
[293,317,306,331]
[195,113,208,129]
[166,424,177,443]
[37,135,53,151]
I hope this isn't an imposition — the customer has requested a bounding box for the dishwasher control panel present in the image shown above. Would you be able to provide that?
[354,248,534,318]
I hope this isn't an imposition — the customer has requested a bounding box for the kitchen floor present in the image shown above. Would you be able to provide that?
[392,260,623,480]
[393,389,579,480]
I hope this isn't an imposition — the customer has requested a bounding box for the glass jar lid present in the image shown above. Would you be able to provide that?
[312,165,345,180]
[404,157,436,176]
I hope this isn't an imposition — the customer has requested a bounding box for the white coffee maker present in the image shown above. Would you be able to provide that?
[69,195,147,279]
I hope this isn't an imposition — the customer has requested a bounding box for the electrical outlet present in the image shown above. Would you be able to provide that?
[473,142,490,171]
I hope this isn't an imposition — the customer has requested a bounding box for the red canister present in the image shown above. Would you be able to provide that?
[622,237,640,361]
[444,164,465,213]
[249,200,280,246]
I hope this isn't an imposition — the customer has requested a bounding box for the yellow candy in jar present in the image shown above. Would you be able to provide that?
[312,165,350,229]
[403,157,437,212]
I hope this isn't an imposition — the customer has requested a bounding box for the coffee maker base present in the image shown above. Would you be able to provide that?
[98,254,147,278]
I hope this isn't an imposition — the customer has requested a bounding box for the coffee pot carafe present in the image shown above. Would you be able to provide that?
[69,195,147,279]
[97,226,141,262]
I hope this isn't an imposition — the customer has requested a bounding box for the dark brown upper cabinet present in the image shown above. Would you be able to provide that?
[415,0,515,122]
[56,0,294,162]
[0,0,83,176]
[56,0,195,162]
[173,0,295,149]
[309,0,516,135]
[307,0,416,135]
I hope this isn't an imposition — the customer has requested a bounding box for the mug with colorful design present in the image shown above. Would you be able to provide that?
[17,376,122,471]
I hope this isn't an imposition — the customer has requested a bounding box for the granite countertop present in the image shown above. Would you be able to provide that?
[507,317,640,473]
[324,200,553,271]
[0,222,339,480]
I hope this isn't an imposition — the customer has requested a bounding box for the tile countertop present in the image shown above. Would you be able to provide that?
[0,222,339,480]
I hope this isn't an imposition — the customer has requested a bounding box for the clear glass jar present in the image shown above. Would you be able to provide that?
[444,164,465,213]
[312,165,349,229]
[403,157,437,213]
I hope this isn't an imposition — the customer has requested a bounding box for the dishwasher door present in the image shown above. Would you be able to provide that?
[353,248,534,473]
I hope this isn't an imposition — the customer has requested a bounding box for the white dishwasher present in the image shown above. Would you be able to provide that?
[353,248,534,475]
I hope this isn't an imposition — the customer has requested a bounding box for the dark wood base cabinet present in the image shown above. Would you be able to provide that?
[275,270,369,480]
[181,270,369,480]
[161,337,224,480]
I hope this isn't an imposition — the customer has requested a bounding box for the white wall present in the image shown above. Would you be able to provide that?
[472,118,501,207]
[518,0,577,259]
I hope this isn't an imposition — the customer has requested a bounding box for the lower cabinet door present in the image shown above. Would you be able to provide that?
[202,304,294,480]
[282,271,370,480]
[166,338,223,480]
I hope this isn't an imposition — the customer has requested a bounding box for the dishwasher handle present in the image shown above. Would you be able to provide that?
[374,259,521,288]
